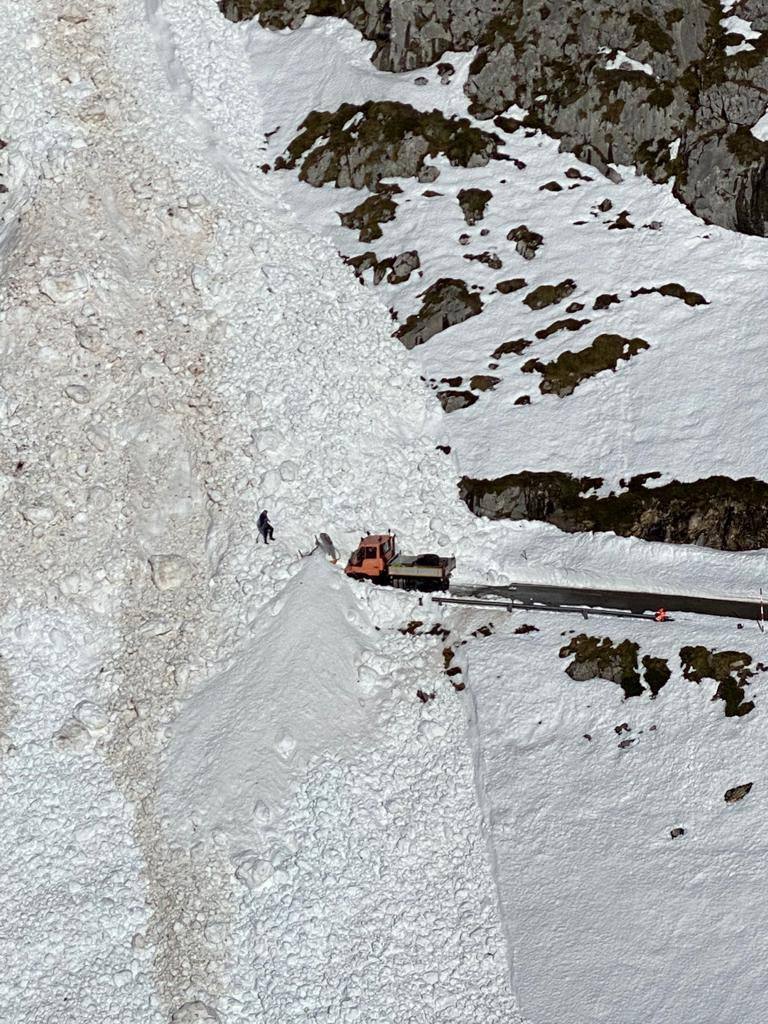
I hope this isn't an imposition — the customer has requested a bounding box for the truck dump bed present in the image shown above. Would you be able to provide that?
[389,554,456,580]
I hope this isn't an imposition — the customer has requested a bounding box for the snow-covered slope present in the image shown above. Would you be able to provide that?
[465,608,768,1024]
[1,1,516,1021]
[5,2,768,1022]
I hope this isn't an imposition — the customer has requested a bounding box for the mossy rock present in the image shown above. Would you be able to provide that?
[338,194,397,242]
[535,318,590,340]
[458,472,768,551]
[497,277,527,294]
[491,337,531,360]
[533,333,650,396]
[469,374,500,391]
[279,101,501,191]
[680,645,755,717]
[641,655,671,697]
[523,279,576,310]
[630,282,708,306]
[560,634,644,699]
[395,278,482,350]
[457,187,493,225]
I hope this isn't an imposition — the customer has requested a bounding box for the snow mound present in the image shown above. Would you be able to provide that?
[161,553,375,844]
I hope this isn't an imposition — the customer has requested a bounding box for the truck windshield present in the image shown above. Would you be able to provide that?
[349,549,363,567]
[364,547,377,558]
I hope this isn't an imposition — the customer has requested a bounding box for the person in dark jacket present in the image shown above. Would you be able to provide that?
[257,509,274,544]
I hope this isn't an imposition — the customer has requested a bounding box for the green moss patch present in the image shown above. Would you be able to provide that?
[278,101,501,190]
[680,645,757,716]
[630,282,708,306]
[496,277,527,294]
[523,279,576,310]
[560,635,644,699]
[523,333,649,396]
[535,317,590,340]
[491,338,531,360]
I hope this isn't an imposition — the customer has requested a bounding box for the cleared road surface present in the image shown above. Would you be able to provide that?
[445,582,767,623]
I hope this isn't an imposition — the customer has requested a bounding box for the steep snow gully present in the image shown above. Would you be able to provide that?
[1,2,519,1022]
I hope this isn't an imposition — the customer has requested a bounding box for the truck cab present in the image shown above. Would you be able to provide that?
[345,534,396,582]
[345,533,454,592]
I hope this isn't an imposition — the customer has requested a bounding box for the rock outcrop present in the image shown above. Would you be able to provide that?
[228,0,768,236]
[395,277,482,348]
[220,0,505,70]
[459,471,768,550]
[277,101,501,190]
[680,645,757,716]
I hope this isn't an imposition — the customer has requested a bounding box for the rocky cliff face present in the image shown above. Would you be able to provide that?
[224,0,768,235]
[220,0,506,70]
[459,472,768,551]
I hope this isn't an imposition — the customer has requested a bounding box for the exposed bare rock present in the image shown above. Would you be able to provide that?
[507,224,543,259]
[339,194,397,242]
[522,332,649,396]
[457,187,493,224]
[463,251,502,269]
[220,0,505,70]
[459,471,768,550]
[395,278,482,349]
[437,389,479,412]
[560,634,644,699]
[496,277,526,294]
[346,249,420,283]
[630,282,709,305]
[277,101,501,190]
[523,279,576,310]
[535,318,590,340]
[724,783,754,803]
[231,0,768,236]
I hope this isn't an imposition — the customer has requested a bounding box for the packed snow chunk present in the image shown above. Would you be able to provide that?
[160,553,377,845]
[38,271,90,304]
[149,554,193,591]
[170,1002,221,1023]
[64,384,91,404]
[73,700,109,735]
[232,850,274,890]
[53,717,92,753]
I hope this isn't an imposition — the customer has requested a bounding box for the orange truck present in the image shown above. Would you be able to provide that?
[345,533,455,592]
